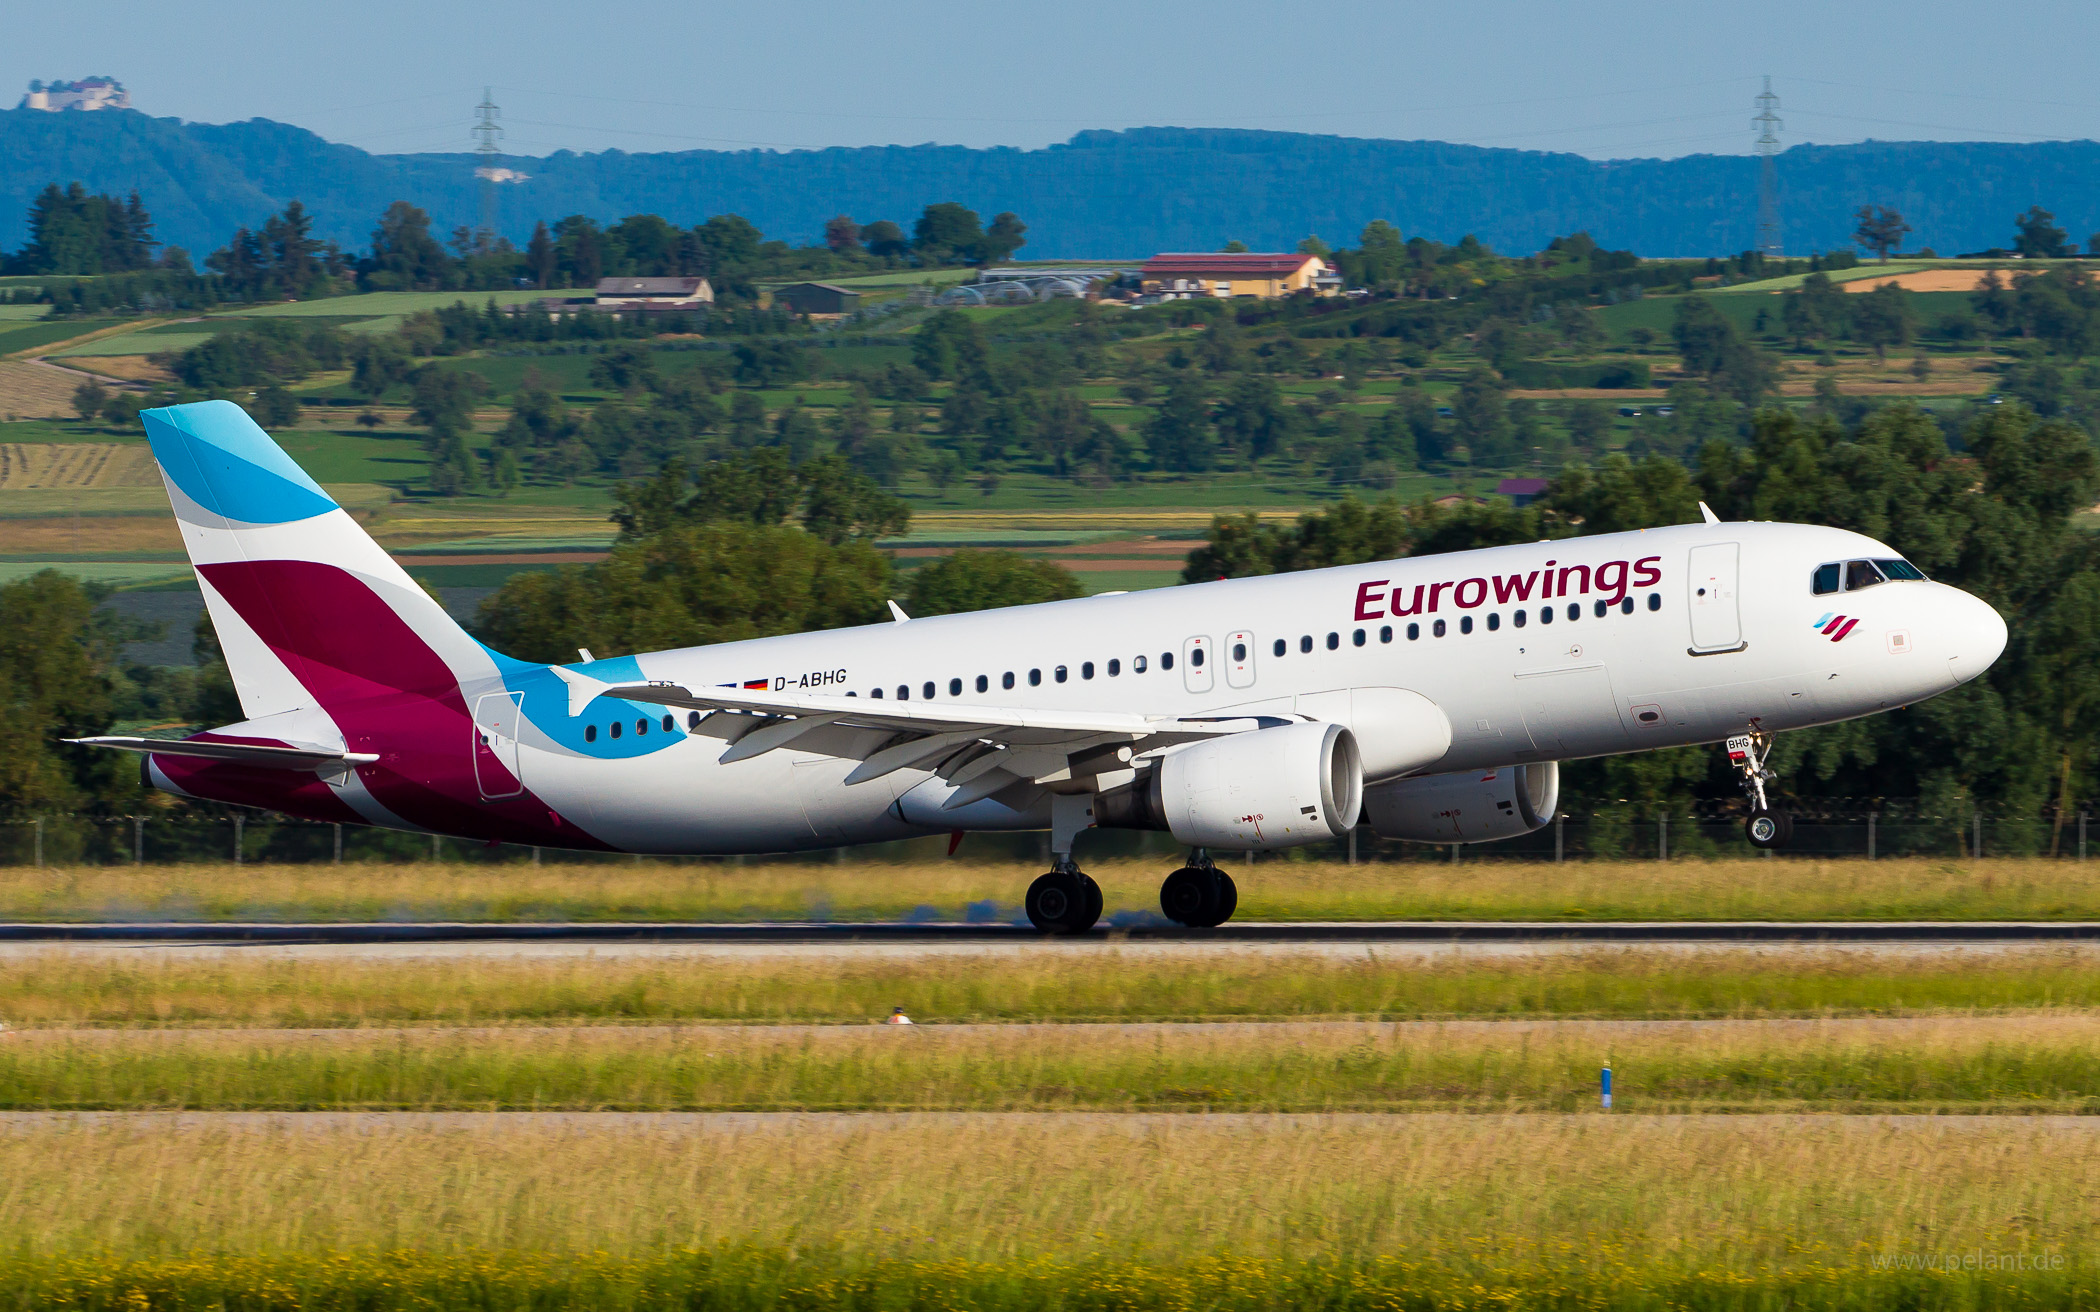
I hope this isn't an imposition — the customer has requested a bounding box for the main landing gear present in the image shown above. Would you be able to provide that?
[1025,860,1103,934]
[1728,730,1794,849]
[1159,850,1238,928]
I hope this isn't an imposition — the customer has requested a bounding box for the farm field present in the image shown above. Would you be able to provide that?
[7,857,2100,923]
[3,1114,2091,1310]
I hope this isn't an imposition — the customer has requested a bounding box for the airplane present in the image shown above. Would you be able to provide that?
[75,400,2007,932]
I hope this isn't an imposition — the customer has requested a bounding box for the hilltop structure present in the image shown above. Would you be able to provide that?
[19,78,129,112]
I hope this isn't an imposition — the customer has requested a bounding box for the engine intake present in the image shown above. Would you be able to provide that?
[1362,761,1559,844]
[1098,721,1362,851]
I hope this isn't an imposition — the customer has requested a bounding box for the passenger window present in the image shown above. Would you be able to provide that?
[636,718,648,734]
[687,712,701,730]
[1380,625,1392,643]
[1231,642,1246,661]
[1299,635,1312,653]
[1845,559,1887,591]
[1029,669,1042,686]
[1192,648,1206,667]
[1003,672,1015,689]
[897,686,909,701]
[872,688,884,699]
[1487,613,1501,631]
[1407,622,1420,640]
[1647,593,1661,611]
[1877,558,1927,581]
[1594,599,1608,618]
[1433,619,1447,637]
[1566,603,1580,621]
[1108,659,1120,676]
[1273,638,1286,657]
[1055,666,1068,683]
[610,721,622,739]
[923,682,936,699]
[1459,615,1473,634]
[662,715,675,732]
[1620,597,1634,614]
[1540,606,1554,625]
[585,725,597,743]
[1162,652,1174,670]
[1352,629,1365,647]
[976,675,988,693]
[1082,661,1095,679]
[1812,562,1841,595]
[1514,609,1527,628]
[1326,632,1339,650]
[949,678,962,697]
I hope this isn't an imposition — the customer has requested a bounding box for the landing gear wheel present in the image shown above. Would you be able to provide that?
[1026,869,1099,934]
[1745,807,1794,850]
[1159,866,1237,928]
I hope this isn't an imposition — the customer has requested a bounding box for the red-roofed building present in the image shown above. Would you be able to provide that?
[1140,252,1333,299]
[1496,477,1550,507]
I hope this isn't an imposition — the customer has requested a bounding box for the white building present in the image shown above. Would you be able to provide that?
[594,277,713,308]
[20,78,129,112]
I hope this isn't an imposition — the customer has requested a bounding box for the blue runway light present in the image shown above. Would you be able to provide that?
[1601,1065,1613,1110]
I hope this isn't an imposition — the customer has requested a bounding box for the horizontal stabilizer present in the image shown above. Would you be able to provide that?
[68,736,379,771]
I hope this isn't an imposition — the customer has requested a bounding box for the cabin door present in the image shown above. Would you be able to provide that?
[1686,542,1743,653]
[472,692,525,800]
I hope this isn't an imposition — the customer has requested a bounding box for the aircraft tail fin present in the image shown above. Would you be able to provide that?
[140,400,492,721]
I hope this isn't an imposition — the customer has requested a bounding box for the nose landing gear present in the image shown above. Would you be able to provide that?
[1728,730,1793,849]
[1159,850,1239,928]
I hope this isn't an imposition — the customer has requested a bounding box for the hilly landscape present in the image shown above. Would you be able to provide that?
[2,107,2097,259]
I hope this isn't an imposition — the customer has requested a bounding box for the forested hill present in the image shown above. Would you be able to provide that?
[4,108,2098,259]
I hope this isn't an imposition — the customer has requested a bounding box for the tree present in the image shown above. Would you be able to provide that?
[913,203,986,264]
[1450,369,1514,463]
[980,212,1027,265]
[71,380,109,423]
[861,220,908,260]
[363,201,451,290]
[823,216,862,253]
[905,549,1081,616]
[1851,283,1916,361]
[1145,374,1217,474]
[525,221,556,288]
[1214,374,1294,460]
[15,183,157,274]
[252,385,301,430]
[2015,206,2070,260]
[1852,205,1911,263]
[910,310,987,382]
[1296,235,1332,258]
[0,571,131,815]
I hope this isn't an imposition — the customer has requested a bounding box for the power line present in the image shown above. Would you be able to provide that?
[1754,77,1783,258]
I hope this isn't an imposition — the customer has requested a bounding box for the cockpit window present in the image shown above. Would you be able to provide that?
[1875,558,1927,581]
[1844,559,1887,591]
[1812,563,1841,595]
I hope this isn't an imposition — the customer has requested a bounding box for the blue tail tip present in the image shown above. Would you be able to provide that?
[142,399,337,525]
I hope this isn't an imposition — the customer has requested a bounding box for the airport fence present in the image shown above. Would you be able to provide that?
[0,802,2090,866]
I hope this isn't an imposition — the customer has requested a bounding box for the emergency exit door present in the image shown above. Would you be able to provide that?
[1687,542,1743,653]
[472,692,525,799]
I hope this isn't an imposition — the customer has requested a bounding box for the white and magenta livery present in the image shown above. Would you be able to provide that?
[76,401,2008,931]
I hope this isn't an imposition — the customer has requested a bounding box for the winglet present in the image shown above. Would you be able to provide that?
[1698,501,1721,525]
[887,600,910,624]
[549,665,612,717]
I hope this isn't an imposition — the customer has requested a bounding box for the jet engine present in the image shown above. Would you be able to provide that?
[1098,721,1362,851]
[1361,761,1559,844]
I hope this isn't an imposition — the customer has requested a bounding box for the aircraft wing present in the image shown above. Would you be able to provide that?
[581,676,1266,808]
[68,736,379,771]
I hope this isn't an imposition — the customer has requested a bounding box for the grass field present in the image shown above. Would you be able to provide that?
[15,857,2100,923]
[0,1115,2089,1308]
[7,945,2100,1026]
[0,442,158,489]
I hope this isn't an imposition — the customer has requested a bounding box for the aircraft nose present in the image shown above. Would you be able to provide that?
[1945,587,2007,686]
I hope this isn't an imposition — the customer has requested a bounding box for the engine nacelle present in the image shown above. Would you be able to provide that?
[1362,761,1559,844]
[1099,721,1363,851]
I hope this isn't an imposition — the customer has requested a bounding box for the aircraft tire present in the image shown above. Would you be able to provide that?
[1211,870,1238,925]
[1744,807,1793,850]
[1160,866,1235,928]
[1027,870,1098,934]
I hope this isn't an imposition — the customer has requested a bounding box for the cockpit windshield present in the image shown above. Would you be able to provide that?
[1813,558,1926,595]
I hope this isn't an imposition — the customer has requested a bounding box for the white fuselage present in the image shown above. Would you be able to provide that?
[472,520,2006,854]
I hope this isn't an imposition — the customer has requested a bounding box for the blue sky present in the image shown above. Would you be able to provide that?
[9,0,2099,159]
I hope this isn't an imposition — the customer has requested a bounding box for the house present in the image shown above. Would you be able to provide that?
[1139,252,1334,299]
[1496,477,1550,507]
[772,282,862,316]
[593,277,713,309]
[20,77,128,112]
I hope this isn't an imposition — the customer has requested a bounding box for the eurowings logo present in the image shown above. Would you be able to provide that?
[1813,613,1860,642]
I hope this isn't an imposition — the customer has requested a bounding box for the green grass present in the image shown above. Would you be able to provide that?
[50,331,214,356]
[0,317,124,354]
[5,1015,2100,1111]
[274,427,432,486]
[10,943,2100,1026]
[221,290,553,318]
[0,305,48,321]
[1,1116,2091,1309]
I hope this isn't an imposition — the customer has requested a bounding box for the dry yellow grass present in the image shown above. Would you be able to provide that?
[1,1114,2089,1267]
[0,513,182,553]
[0,362,84,420]
[0,443,159,490]
[16,855,2100,922]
